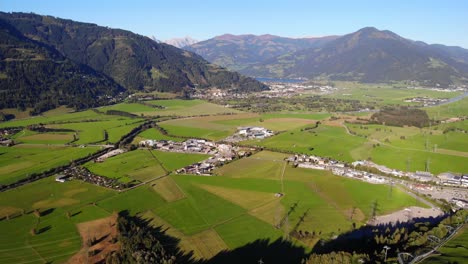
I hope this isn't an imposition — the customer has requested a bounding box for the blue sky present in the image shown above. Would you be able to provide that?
[2,0,468,48]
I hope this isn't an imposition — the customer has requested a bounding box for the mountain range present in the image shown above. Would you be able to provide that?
[0,12,267,113]
[164,36,198,48]
[186,28,468,85]
[186,34,338,72]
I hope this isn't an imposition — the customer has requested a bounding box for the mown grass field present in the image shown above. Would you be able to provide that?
[99,99,242,117]
[242,125,366,162]
[325,82,462,105]
[0,145,99,185]
[0,177,115,264]
[425,97,468,120]
[346,123,468,174]
[47,119,143,144]
[159,112,330,141]
[85,149,167,183]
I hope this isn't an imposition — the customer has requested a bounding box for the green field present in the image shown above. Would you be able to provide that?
[85,149,167,183]
[0,177,115,264]
[152,150,210,171]
[325,82,462,105]
[425,97,468,120]
[0,145,99,185]
[100,99,242,117]
[47,119,143,144]
[242,125,366,162]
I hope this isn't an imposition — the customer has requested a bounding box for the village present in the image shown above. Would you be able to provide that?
[140,136,254,175]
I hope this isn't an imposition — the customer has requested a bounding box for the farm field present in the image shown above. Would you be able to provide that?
[0,177,115,264]
[324,82,462,105]
[425,97,468,120]
[0,145,99,185]
[99,99,242,117]
[345,123,468,173]
[159,112,330,141]
[47,119,143,144]
[242,125,366,162]
[84,149,167,183]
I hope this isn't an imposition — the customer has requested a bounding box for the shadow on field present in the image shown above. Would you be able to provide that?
[311,214,448,262]
[202,239,307,264]
[41,208,55,217]
[130,212,307,263]
[71,211,82,217]
[37,225,51,234]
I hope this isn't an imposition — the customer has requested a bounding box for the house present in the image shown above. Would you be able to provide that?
[55,174,68,183]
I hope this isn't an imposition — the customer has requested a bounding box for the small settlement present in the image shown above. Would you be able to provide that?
[224,126,274,143]
[140,138,253,175]
[289,154,387,184]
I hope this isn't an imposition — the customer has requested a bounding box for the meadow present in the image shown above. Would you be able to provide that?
[0,177,115,264]
[242,125,366,162]
[0,145,99,185]
[324,82,462,106]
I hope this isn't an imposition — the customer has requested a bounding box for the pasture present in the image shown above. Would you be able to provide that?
[0,145,99,185]
[325,82,462,105]
[0,177,115,263]
[242,125,366,162]
[100,99,242,117]
[85,149,167,183]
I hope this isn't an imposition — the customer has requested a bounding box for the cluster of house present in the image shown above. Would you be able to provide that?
[451,198,468,208]
[403,96,448,106]
[0,128,20,146]
[288,155,387,184]
[60,166,123,189]
[438,172,468,187]
[140,138,252,176]
[140,139,218,154]
[224,127,274,143]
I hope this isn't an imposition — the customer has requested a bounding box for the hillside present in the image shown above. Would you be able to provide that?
[0,12,268,96]
[0,18,124,114]
[240,27,468,85]
[186,34,337,71]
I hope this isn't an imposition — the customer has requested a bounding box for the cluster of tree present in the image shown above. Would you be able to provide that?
[312,210,467,263]
[105,110,139,118]
[214,96,376,113]
[105,212,178,264]
[370,107,430,127]
[305,251,369,264]
[26,124,75,133]
[0,112,15,121]
[0,18,125,114]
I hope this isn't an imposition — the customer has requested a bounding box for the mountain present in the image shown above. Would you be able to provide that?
[150,35,161,43]
[164,36,198,48]
[185,34,338,71]
[0,12,268,98]
[242,27,468,85]
[0,18,124,114]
